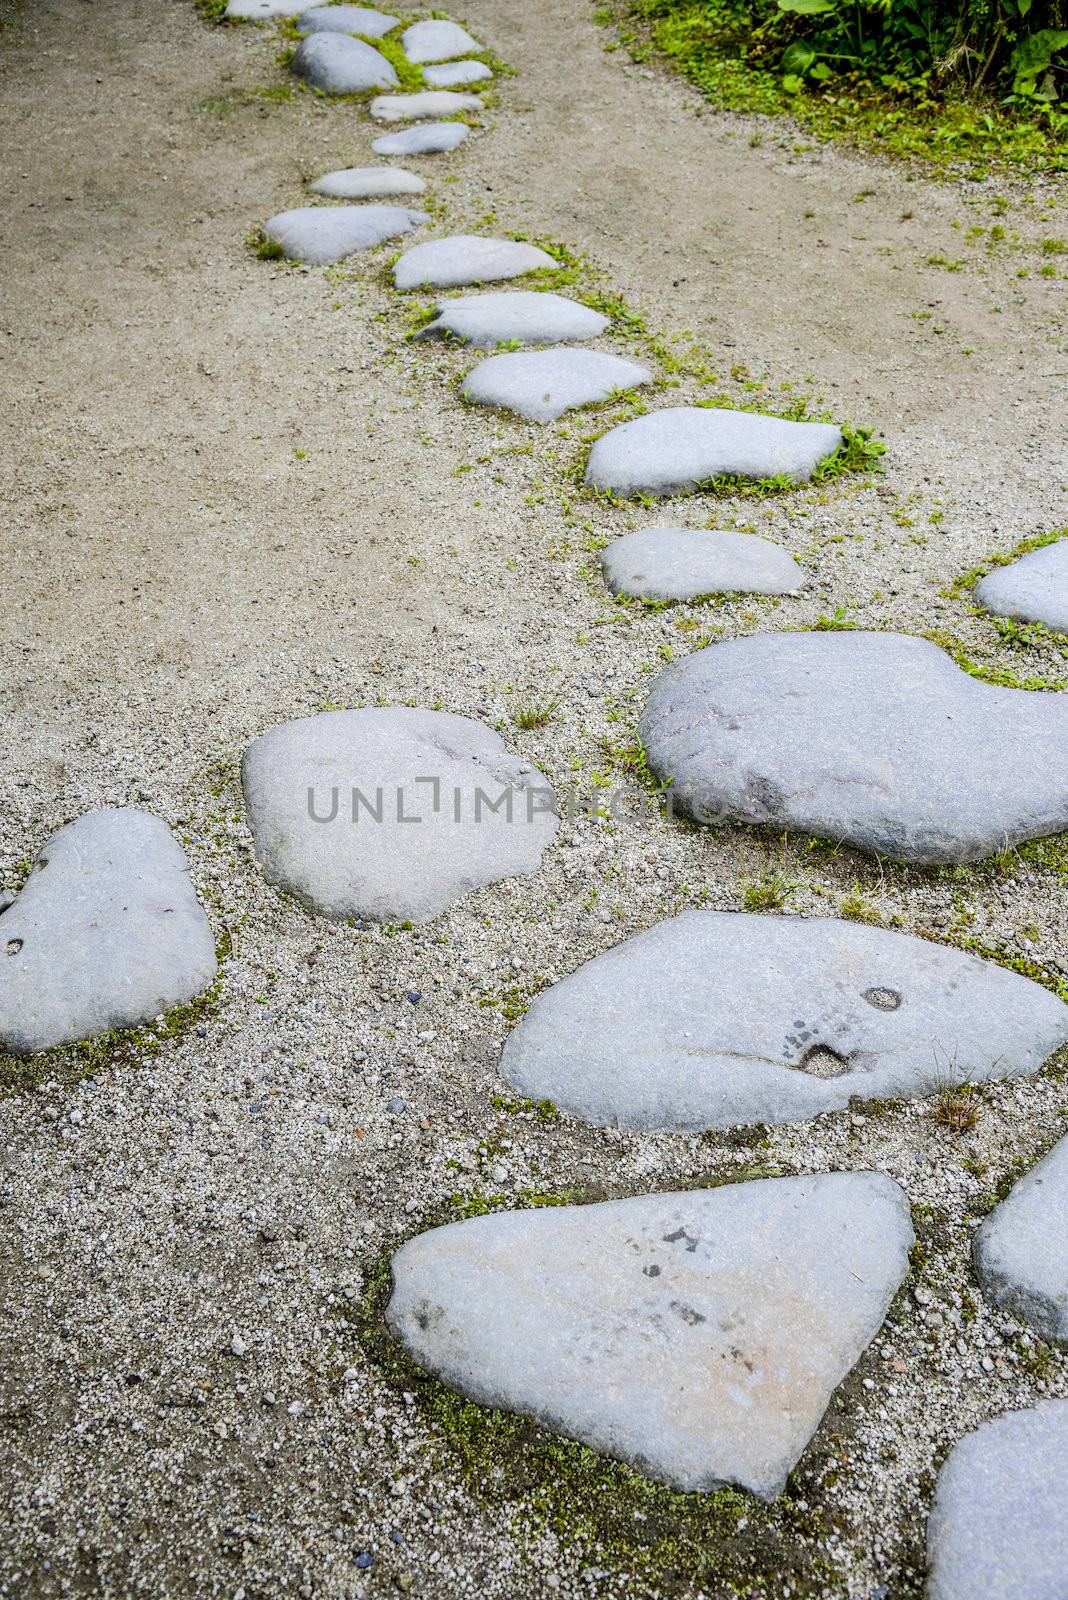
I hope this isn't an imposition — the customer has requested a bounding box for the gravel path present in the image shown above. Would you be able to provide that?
[1,0,1066,1595]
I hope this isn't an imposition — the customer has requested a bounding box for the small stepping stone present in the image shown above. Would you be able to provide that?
[599,526,803,602]
[262,203,426,264]
[585,406,842,496]
[0,809,217,1055]
[401,19,481,63]
[414,290,608,349]
[290,32,398,94]
[296,4,398,36]
[372,121,469,155]
[309,166,426,199]
[387,1173,913,1495]
[638,631,1068,863]
[225,0,295,16]
[393,236,556,291]
[501,911,1068,1131]
[926,1402,1068,1599]
[423,60,492,88]
[973,1134,1068,1346]
[241,708,559,924]
[460,348,651,423]
[976,536,1068,634]
[369,90,482,121]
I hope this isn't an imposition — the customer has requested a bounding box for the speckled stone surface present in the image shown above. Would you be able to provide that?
[309,166,426,200]
[585,406,842,495]
[262,204,426,264]
[393,236,556,290]
[976,537,1068,633]
[598,526,804,601]
[371,121,470,155]
[974,1135,1068,1347]
[460,348,651,422]
[295,5,398,36]
[289,32,398,94]
[414,290,608,348]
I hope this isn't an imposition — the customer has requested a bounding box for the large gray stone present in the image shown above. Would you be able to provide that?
[638,631,1068,864]
[423,60,492,87]
[289,32,398,94]
[599,526,803,602]
[225,0,295,17]
[926,1402,1068,1600]
[401,19,481,63]
[414,290,608,349]
[460,348,651,423]
[976,538,1068,634]
[309,166,426,199]
[0,810,217,1055]
[372,121,469,155]
[973,1136,1068,1346]
[241,708,559,924]
[296,5,398,36]
[262,203,426,264]
[585,406,842,496]
[393,236,556,291]
[387,1174,913,1496]
[501,912,1068,1132]
[369,90,482,121]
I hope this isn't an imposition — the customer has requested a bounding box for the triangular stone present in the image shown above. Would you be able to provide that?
[974,1135,1068,1346]
[976,536,1068,634]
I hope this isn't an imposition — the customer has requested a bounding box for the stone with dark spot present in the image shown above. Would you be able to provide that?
[973,1134,1068,1346]
[386,1173,913,1495]
[638,631,1068,862]
[0,810,217,1054]
[289,32,398,94]
[499,912,1068,1131]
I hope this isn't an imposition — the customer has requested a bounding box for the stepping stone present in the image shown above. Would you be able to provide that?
[973,1135,1068,1346]
[296,4,398,36]
[638,631,1068,863]
[0,809,217,1055]
[460,348,651,423]
[290,33,398,94]
[372,121,469,155]
[262,203,426,264]
[401,19,481,63]
[309,166,426,199]
[414,290,609,349]
[393,236,556,291]
[599,526,803,602]
[241,708,559,924]
[585,406,842,496]
[423,60,492,88]
[224,0,295,16]
[976,537,1068,634]
[501,912,1068,1132]
[369,90,482,121]
[926,1402,1068,1600]
[387,1173,913,1496]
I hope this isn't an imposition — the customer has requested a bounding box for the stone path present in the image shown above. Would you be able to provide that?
[500,911,1068,1131]
[973,1134,1068,1347]
[387,1174,913,1496]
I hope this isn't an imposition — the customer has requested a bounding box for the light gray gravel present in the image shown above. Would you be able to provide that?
[0,809,217,1053]
[976,536,1068,633]
[289,31,399,94]
[460,347,652,421]
[974,1134,1068,1346]
[394,235,557,289]
[598,525,804,601]
[387,1173,914,1496]
[262,203,427,263]
[414,289,609,347]
[585,406,843,495]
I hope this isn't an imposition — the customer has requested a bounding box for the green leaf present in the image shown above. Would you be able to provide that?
[809,59,832,79]
[782,39,817,73]
[1011,28,1068,92]
[782,72,804,92]
[777,0,835,13]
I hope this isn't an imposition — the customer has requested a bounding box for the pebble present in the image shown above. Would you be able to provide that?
[262,204,427,265]
[414,289,609,348]
[289,32,398,94]
[638,630,1068,863]
[386,1174,913,1496]
[309,166,426,200]
[598,525,804,602]
[371,122,470,156]
[460,348,651,422]
[973,1132,1068,1347]
[585,406,842,495]
[369,91,482,122]
[393,236,557,290]
[500,911,1068,1129]
[401,19,482,63]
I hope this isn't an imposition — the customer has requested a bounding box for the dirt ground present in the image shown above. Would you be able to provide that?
[0,0,1066,1594]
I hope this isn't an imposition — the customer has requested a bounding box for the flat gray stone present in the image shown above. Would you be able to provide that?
[460,348,651,423]
[387,1174,913,1496]
[501,912,1068,1131]
[369,90,482,121]
[0,810,217,1055]
[372,121,469,155]
[309,166,426,199]
[423,59,492,87]
[599,526,803,602]
[289,32,398,94]
[296,5,398,36]
[262,203,426,264]
[393,236,556,291]
[926,1402,1068,1600]
[638,631,1068,863]
[585,406,842,496]
[976,538,1068,634]
[241,708,559,924]
[225,0,295,16]
[414,290,609,349]
[974,1135,1068,1346]
[401,19,481,63]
